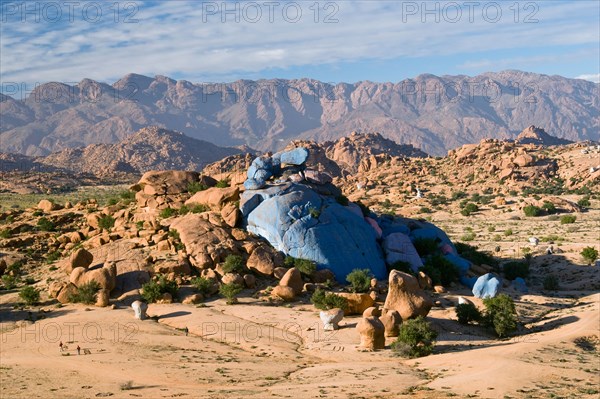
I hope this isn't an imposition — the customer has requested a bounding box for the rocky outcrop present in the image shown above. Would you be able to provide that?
[383,270,433,320]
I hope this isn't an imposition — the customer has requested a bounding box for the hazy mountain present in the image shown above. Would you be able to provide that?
[1,71,598,156]
[0,127,243,175]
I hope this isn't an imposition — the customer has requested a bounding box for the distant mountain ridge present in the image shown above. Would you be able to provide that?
[1,70,598,156]
[0,127,244,175]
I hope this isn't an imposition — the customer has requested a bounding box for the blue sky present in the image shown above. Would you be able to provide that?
[1,0,599,98]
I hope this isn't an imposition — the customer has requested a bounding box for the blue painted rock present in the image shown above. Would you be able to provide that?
[472,273,501,298]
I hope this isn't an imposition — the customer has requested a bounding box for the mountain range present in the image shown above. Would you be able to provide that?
[1,70,598,156]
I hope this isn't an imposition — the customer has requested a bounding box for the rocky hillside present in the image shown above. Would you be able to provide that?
[1,71,598,156]
[516,125,574,146]
[0,127,244,176]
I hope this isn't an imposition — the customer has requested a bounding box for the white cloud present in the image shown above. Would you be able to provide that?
[0,0,599,89]
[576,74,600,83]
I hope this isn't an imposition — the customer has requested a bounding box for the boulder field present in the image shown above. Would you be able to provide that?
[240,147,475,284]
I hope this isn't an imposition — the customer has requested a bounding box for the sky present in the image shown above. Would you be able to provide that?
[1,0,599,98]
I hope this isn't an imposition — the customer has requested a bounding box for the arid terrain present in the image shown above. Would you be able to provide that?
[1,129,599,399]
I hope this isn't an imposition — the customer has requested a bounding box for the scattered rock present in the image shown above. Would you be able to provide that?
[334,293,375,315]
[182,293,204,305]
[66,248,94,274]
[320,308,344,331]
[380,309,402,337]
[356,316,385,351]
[279,267,304,296]
[271,285,296,302]
[37,199,60,213]
[132,300,148,320]
[383,270,433,320]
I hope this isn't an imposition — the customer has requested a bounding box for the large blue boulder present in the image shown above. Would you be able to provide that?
[473,273,502,298]
[382,232,423,272]
[410,224,456,253]
[279,147,309,165]
[444,253,471,276]
[245,184,386,282]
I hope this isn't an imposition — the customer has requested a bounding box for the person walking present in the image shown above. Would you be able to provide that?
[59,341,63,352]
[77,345,81,355]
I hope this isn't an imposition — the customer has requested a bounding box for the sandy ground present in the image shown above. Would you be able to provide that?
[1,290,598,399]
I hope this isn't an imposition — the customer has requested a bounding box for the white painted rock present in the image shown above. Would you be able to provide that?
[319,308,344,331]
[132,300,148,320]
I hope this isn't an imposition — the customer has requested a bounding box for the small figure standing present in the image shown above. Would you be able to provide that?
[77,345,81,355]
[415,187,423,199]
[59,341,63,352]
[184,327,189,336]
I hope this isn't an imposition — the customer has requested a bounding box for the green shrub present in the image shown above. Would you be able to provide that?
[308,207,321,218]
[412,238,440,257]
[32,210,44,217]
[487,226,496,233]
[460,231,476,241]
[504,229,513,236]
[219,283,243,304]
[542,275,559,291]
[68,281,100,305]
[421,255,459,286]
[46,251,61,264]
[0,229,12,239]
[190,204,208,214]
[577,197,591,208]
[419,207,432,214]
[222,254,245,274]
[188,181,208,194]
[541,202,557,214]
[455,242,498,267]
[98,215,115,230]
[191,276,213,296]
[482,294,517,338]
[391,316,438,358]
[560,215,576,224]
[215,180,230,188]
[581,247,598,265]
[460,203,479,216]
[37,217,55,231]
[119,190,136,202]
[346,269,372,293]
[503,261,529,280]
[1,275,18,290]
[310,288,348,311]
[7,260,23,275]
[455,303,482,325]
[141,276,178,303]
[159,207,178,219]
[19,285,40,305]
[388,261,414,274]
[523,205,542,217]
[107,198,119,206]
[284,256,316,276]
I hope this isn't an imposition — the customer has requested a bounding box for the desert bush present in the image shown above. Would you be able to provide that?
[391,316,438,358]
[46,251,61,264]
[310,288,348,311]
[141,276,178,303]
[541,202,557,214]
[191,276,213,296]
[460,202,479,216]
[460,231,476,241]
[219,283,243,304]
[7,260,23,275]
[346,268,372,293]
[188,181,208,194]
[215,180,230,188]
[222,254,245,274]
[455,242,498,267]
[119,190,136,202]
[560,215,576,224]
[159,207,178,218]
[37,217,55,231]
[1,275,18,290]
[455,303,482,325]
[412,238,440,257]
[581,247,598,265]
[19,285,40,305]
[98,215,115,230]
[482,294,517,338]
[523,205,542,217]
[504,229,513,236]
[421,255,459,286]
[503,261,529,280]
[0,229,12,239]
[543,275,559,291]
[68,281,100,305]
[577,197,591,208]
[284,256,316,276]
[487,225,496,232]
